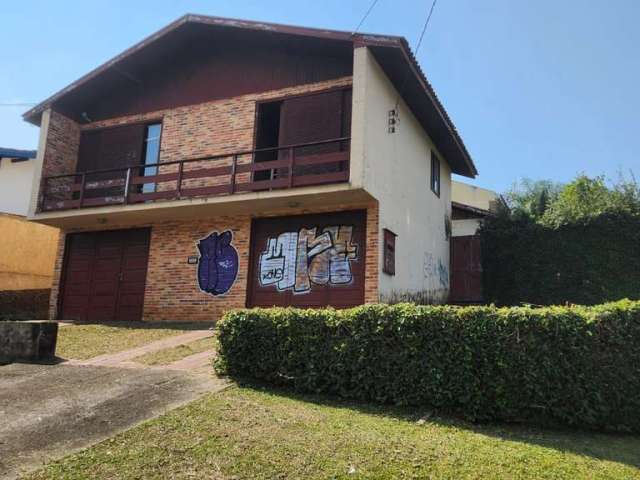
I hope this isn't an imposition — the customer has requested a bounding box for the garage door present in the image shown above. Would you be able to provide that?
[248,210,366,308]
[59,228,150,321]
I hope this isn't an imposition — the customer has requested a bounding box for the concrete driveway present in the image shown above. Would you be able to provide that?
[0,361,227,479]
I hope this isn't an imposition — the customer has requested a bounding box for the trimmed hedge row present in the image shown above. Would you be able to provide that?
[215,301,640,432]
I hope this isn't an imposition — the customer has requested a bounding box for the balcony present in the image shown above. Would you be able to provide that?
[40,137,350,212]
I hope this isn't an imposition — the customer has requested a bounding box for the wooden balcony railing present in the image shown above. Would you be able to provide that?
[39,137,350,212]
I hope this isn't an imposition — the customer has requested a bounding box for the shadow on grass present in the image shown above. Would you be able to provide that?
[61,321,215,331]
[231,378,640,470]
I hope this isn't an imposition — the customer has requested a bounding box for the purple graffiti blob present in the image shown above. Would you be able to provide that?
[197,230,239,296]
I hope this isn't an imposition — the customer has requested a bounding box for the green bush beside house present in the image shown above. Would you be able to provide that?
[215,301,640,432]
[480,212,640,306]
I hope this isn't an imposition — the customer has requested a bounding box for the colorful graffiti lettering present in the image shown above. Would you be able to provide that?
[197,230,239,296]
[259,225,357,293]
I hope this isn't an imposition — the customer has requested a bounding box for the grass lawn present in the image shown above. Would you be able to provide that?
[56,322,211,360]
[23,386,640,480]
[133,336,216,366]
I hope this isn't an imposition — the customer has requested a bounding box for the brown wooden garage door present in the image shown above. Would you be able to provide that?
[59,228,151,321]
[450,235,483,304]
[248,210,366,308]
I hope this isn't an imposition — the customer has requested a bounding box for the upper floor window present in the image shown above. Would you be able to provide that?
[430,151,440,197]
[142,123,162,193]
[76,121,162,198]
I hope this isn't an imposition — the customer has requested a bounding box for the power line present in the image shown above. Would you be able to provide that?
[352,0,381,35]
[394,0,439,110]
[413,0,438,59]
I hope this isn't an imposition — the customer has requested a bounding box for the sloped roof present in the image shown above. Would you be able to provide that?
[0,147,37,159]
[452,201,491,217]
[23,14,477,177]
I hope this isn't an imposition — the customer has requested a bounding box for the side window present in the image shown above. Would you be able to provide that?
[142,123,162,194]
[430,151,440,197]
[383,229,396,276]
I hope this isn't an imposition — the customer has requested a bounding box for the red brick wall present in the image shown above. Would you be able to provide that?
[48,230,66,320]
[82,77,352,190]
[43,76,380,321]
[49,202,379,321]
[364,202,379,304]
[143,202,378,321]
[143,215,251,321]
[40,111,81,208]
[43,111,81,176]
[39,77,352,206]
[83,77,351,160]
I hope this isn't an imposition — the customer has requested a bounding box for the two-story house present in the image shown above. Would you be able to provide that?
[24,15,477,322]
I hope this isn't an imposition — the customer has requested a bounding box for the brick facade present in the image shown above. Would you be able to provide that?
[43,76,384,321]
[82,77,352,191]
[39,77,352,207]
[49,202,378,321]
[143,215,251,321]
[43,111,81,176]
[41,111,81,208]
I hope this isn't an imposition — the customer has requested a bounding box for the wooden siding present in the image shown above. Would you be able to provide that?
[59,28,353,123]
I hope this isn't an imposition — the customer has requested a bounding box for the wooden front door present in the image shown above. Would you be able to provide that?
[60,228,151,321]
[247,210,366,309]
[450,235,483,304]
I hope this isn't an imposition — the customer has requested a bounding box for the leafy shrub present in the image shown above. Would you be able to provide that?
[480,212,640,305]
[216,301,640,432]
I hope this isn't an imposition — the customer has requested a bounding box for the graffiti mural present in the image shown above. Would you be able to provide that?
[197,230,239,296]
[423,251,449,289]
[259,225,358,293]
[438,258,449,288]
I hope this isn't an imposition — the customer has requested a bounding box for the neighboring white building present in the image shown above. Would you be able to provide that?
[451,181,499,237]
[0,148,37,216]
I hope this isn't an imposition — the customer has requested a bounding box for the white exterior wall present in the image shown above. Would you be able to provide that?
[452,218,481,237]
[0,157,36,216]
[352,47,452,303]
[452,181,498,211]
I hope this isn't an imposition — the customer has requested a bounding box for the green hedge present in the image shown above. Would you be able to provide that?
[215,301,640,432]
[480,213,640,305]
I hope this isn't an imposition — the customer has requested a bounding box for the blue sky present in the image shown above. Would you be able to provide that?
[1,0,638,193]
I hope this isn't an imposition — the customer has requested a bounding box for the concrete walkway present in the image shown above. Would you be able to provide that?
[0,330,227,480]
[167,349,216,371]
[71,329,214,367]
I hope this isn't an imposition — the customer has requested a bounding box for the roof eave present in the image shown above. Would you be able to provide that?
[23,14,477,179]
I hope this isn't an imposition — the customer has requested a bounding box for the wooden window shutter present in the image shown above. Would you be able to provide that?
[77,124,146,172]
[98,124,146,170]
[278,89,344,148]
[77,130,102,172]
[383,229,396,276]
[76,123,147,198]
[277,88,351,176]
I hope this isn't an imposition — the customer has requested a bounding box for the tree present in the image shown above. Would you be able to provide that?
[541,174,640,227]
[504,178,562,222]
